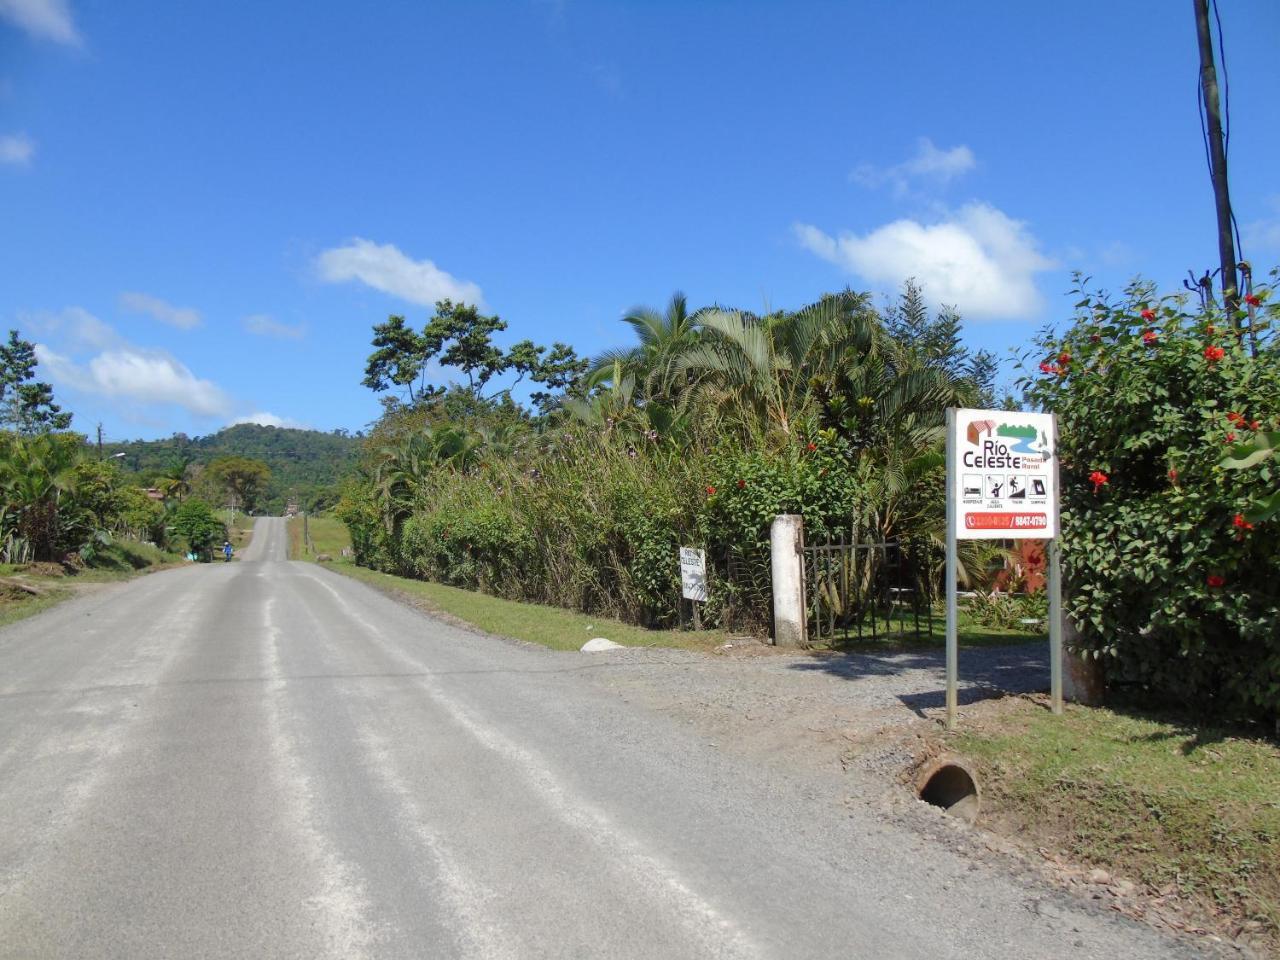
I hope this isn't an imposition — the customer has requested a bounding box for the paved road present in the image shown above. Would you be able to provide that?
[0,519,1198,959]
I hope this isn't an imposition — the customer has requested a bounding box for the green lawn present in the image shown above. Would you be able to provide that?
[819,606,1047,652]
[951,700,1280,945]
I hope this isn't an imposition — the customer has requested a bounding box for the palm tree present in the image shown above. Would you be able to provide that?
[0,433,86,561]
[155,456,192,503]
[676,290,879,439]
[588,292,709,403]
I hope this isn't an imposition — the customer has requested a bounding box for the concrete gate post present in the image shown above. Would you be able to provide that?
[770,514,806,647]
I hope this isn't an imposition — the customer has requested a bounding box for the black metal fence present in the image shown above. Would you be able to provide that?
[804,534,934,644]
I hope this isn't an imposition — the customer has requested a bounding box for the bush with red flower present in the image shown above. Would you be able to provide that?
[1020,273,1280,719]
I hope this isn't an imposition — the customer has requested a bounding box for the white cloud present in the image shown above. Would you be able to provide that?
[90,350,230,416]
[243,313,305,340]
[851,137,976,196]
[34,342,232,418]
[119,291,202,330]
[316,238,485,308]
[19,305,121,351]
[794,202,1056,320]
[0,132,34,165]
[229,411,306,429]
[1243,196,1280,253]
[0,0,80,45]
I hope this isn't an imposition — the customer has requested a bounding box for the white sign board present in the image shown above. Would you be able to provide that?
[679,547,707,602]
[950,409,1057,540]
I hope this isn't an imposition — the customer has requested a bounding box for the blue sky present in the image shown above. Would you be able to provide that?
[2,0,1278,440]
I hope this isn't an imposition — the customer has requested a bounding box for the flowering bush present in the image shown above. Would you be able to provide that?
[1021,276,1280,720]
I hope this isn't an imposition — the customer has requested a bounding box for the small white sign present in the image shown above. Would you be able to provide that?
[679,547,707,602]
[950,409,1057,540]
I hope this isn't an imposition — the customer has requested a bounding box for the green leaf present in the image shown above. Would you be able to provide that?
[1221,432,1279,470]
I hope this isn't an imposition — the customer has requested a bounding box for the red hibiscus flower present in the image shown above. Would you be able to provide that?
[806,442,817,452]
[1142,330,1157,346]
[1058,351,1071,364]
[705,485,716,496]
[1088,470,1109,493]
[1232,513,1254,531]
[1226,432,1237,443]
[1140,308,1156,321]
[736,479,746,490]
[1167,467,1178,482]
[1250,420,1261,430]
[1226,411,1243,423]
[1204,345,1225,362]
[1244,293,1261,307]
[1207,574,1225,589]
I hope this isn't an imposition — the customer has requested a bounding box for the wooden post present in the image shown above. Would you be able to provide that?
[1193,0,1239,316]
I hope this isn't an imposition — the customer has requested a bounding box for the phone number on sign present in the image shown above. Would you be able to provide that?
[964,512,1048,530]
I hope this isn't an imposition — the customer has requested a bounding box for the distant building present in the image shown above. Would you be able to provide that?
[143,487,165,501]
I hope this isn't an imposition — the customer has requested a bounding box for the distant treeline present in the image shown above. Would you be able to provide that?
[103,423,361,513]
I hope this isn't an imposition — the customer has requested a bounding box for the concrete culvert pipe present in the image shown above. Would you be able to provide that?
[915,756,980,824]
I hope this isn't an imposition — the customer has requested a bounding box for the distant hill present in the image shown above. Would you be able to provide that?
[104,423,362,513]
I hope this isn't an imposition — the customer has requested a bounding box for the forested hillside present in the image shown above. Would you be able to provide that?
[104,424,360,513]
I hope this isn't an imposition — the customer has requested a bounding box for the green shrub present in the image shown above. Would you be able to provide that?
[1022,277,1279,720]
[170,499,226,558]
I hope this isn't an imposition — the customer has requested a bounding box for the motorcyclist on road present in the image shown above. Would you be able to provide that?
[223,540,233,562]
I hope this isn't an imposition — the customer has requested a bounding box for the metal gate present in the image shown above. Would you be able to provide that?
[803,534,934,644]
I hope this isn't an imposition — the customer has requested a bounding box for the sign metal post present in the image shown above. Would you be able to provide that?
[945,408,1060,729]
[945,409,959,729]
[680,547,707,630]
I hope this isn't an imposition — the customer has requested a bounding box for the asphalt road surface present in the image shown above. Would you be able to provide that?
[0,518,1200,959]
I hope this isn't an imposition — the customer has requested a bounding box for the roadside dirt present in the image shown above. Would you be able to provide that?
[572,643,1260,958]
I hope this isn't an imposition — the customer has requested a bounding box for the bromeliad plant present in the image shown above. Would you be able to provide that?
[1020,275,1280,720]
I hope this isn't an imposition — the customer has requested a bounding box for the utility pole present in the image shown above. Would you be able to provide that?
[1193,0,1239,317]
[96,423,104,460]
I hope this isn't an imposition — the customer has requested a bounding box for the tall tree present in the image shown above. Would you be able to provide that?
[0,331,72,434]
[362,315,432,402]
[205,456,272,512]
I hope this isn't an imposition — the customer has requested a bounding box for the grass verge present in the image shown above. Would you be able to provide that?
[948,698,1279,948]
[222,510,257,554]
[288,514,732,651]
[324,561,733,652]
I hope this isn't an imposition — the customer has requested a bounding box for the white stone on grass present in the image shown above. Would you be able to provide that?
[581,638,623,652]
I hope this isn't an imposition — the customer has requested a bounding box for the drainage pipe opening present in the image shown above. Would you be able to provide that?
[916,757,980,823]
